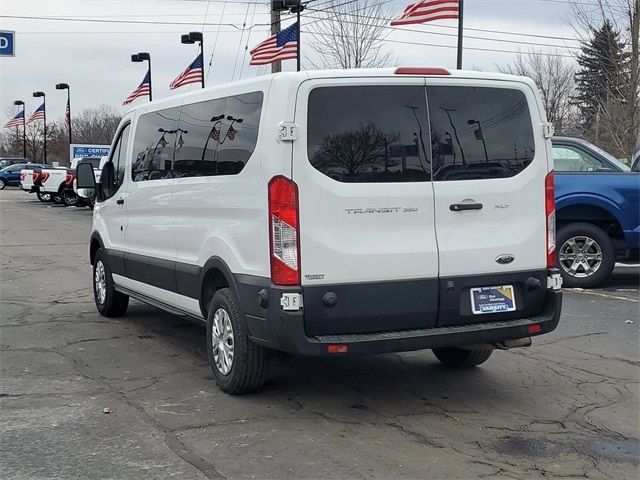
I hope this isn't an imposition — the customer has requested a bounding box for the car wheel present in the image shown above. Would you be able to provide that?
[51,194,63,204]
[0,179,5,190]
[557,222,615,288]
[432,347,493,368]
[207,288,270,394]
[93,249,129,317]
[62,189,79,207]
[36,192,51,202]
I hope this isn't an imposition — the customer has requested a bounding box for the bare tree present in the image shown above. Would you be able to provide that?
[71,104,122,145]
[498,50,576,133]
[569,0,639,160]
[306,0,395,69]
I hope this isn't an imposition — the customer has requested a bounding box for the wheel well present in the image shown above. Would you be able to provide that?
[201,268,230,316]
[557,204,623,239]
[89,238,101,265]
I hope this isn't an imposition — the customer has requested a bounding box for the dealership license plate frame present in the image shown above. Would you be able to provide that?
[470,285,516,315]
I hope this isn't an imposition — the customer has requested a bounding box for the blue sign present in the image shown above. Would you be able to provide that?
[0,31,15,56]
[70,144,110,163]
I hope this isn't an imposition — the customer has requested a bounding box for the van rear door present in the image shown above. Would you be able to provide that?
[293,77,439,336]
[426,81,549,327]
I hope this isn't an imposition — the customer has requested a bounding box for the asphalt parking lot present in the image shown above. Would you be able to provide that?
[1,187,638,480]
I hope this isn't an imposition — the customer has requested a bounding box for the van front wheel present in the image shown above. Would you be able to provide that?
[207,288,270,394]
[92,249,129,317]
[432,347,493,368]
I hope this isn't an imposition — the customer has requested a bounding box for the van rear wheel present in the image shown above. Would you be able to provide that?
[432,347,493,368]
[92,249,129,317]
[207,288,270,394]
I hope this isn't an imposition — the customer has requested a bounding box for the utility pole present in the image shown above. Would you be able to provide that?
[271,9,282,73]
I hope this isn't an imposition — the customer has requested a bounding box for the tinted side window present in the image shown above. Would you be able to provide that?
[553,146,605,172]
[307,86,431,183]
[427,86,535,181]
[132,108,180,182]
[173,91,263,178]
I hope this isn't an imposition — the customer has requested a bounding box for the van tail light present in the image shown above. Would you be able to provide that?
[268,176,300,286]
[395,67,451,76]
[545,171,556,268]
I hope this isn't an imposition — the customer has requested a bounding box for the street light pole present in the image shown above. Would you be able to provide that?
[181,32,205,88]
[56,83,72,145]
[33,91,47,163]
[13,100,26,159]
[132,52,153,101]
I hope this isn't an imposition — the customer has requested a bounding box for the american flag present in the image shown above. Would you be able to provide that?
[170,53,203,90]
[226,126,237,141]
[64,98,71,129]
[123,71,151,105]
[159,135,169,147]
[391,0,459,26]
[209,124,220,142]
[3,110,24,129]
[27,103,45,124]
[250,22,298,66]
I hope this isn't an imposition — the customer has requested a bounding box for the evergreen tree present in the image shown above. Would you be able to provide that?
[573,20,628,130]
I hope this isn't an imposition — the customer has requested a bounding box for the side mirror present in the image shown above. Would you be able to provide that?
[77,162,96,189]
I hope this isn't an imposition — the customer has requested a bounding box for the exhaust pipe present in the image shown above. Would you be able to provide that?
[460,337,532,351]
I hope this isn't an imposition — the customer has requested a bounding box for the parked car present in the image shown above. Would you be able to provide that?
[78,68,563,394]
[20,166,58,202]
[0,157,30,169]
[552,137,640,288]
[0,163,46,189]
[39,157,102,206]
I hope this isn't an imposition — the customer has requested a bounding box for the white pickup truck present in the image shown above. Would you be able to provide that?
[40,157,102,206]
[20,166,62,202]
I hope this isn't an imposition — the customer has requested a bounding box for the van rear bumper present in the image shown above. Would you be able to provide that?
[237,275,562,356]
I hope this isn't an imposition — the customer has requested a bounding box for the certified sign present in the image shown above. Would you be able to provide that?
[70,144,111,163]
[0,31,15,56]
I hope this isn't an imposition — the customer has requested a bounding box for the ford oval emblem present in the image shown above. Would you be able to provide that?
[496,254,515,265]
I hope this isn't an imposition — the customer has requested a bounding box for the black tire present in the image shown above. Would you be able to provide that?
[432,347,493,368]
[37,192,51,202]
[556,222,615,288]
[62,189,79,207]
[51,193,63,204]
[92,249,129,317]
[206,288,270,394]
[0,179,5,190]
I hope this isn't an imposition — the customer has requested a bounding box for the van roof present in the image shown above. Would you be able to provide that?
[123,67,536,115]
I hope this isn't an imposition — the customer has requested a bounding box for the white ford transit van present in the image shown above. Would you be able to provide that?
[78,68,562,394]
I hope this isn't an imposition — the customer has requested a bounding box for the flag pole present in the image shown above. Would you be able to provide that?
[21,108,26,159]
[296,8,302,72]
[456,0,464,69]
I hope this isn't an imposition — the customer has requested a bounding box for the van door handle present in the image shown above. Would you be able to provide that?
[450,203,482,212]
[116,198,125,205]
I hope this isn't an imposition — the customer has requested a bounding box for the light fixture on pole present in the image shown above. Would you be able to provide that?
[13,100,27,159]
[32,91,47,163]
[131,52,152,100]
[55,83,72,145]
[181,32,204,88]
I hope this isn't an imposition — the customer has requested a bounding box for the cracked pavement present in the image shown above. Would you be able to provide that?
[1,188,638,479]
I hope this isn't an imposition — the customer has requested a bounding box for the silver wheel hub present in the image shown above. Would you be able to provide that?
[211,308,235,376]
[559,235,603,278]
[94,260,107,305]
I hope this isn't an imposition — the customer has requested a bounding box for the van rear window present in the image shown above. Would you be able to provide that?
[307,86,431,183]
[307,85,534,183]
[427,86,534,181]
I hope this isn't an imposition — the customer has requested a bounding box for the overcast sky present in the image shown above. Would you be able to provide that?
[0,0,583,124]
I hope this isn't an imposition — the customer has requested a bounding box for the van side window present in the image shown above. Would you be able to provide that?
[307,86,431,183]
[131,109,179,182]
[173,91,263,178]
[103,124,131,199]
[427,86,535,181]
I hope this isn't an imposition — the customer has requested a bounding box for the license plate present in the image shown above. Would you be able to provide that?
[470,285,516,314]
